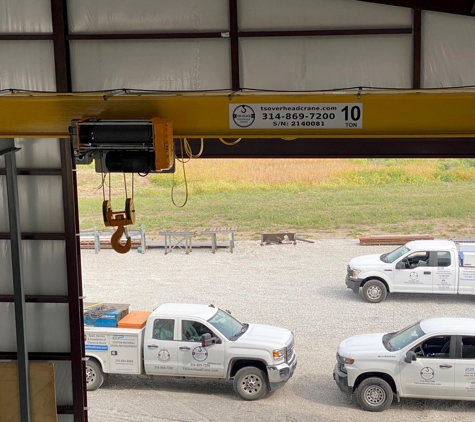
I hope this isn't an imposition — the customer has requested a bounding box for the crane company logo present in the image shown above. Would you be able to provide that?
[158,349,171,362]
[192,346,209,362]
[232,105,255,128]
[409,271,418,280]
[421,367,434,380]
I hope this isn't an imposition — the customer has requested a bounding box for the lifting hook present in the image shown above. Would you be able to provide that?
[102,198,136,254]
[110,224,132,254]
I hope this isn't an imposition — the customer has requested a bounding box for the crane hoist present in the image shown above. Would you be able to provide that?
[70,117,174,253]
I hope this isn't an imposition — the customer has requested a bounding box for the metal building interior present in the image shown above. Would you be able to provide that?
[1,1,475,420]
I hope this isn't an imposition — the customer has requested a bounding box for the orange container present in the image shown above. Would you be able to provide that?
[118,311,151,329]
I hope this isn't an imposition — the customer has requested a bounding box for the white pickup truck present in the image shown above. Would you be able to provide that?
[333,317,475,412]
[84,303,297,400]
[345,240,475,302]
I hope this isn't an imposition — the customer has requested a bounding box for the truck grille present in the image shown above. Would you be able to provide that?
[286,337,295,362]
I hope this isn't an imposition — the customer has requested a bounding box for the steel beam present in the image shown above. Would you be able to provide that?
[1,146,31,422]
[178,137,475,158]
[358,1,475,17]
[1,91,475,139]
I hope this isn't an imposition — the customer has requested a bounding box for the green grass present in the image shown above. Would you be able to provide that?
[77,159,475,240]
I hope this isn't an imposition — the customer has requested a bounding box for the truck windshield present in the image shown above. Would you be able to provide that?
[383,321,425,351]
[381,245,411,263]
[208,309,246,341]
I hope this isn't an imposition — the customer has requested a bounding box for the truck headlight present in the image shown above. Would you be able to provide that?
[341,356,355,365]
[337,352,355,365]
[273,348,285,361]
[350,268,360,278]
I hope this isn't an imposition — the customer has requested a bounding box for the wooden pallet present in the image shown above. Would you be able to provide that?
[359,234,434,245]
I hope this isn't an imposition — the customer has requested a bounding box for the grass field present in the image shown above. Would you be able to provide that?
[77,158,475,240]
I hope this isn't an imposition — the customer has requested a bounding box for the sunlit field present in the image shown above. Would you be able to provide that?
[77,159,475,240]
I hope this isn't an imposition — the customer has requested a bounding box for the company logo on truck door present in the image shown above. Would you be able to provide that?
[421,367,435,380]
[158,349,171,362]
[192,346,209,362]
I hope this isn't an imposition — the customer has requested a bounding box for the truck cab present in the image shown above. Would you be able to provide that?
[333,317,475,412]
[345,240,475,302]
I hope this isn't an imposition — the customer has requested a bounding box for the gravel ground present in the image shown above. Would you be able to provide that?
[82,239,475,422]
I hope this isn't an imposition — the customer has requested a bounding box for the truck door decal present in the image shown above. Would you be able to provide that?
[158,349,171,362]
[192,346,209,362]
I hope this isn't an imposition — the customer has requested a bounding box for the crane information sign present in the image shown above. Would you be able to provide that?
[229,103,363,129]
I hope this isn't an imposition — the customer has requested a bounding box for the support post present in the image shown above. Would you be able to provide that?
[2,146,31,422]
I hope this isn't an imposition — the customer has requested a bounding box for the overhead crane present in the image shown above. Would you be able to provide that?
[2,88,475,253]
[0,89,475,140]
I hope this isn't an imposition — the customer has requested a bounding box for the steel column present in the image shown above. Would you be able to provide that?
[1,146,31,422]
[60,140,88,422]
[412,9,422,89]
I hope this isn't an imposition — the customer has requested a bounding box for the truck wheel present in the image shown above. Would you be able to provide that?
[356,377,393,412]
[362,280,387,303]
[233,366,268,401]
[86,359,104,391]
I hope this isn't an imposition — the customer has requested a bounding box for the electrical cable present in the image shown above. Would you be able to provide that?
[5,84,475,96]
[219,138,242,146]
[183,138,204,158]
[84,305,117,322]
[170,138,189,208]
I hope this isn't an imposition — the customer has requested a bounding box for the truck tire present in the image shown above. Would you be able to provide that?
[86,359,104,391]
[233,366,268,401]
[356,377,393,412]
[362,280,387,303]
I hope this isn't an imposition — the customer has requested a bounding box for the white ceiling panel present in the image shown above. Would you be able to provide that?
[422,11,475,88]
[0,303,71,352]
[0,0,52,33]
[14,138,62,169]
[239,0,411,31]
[53,361,73,406]
[67,0,228,33]
[0,240,68,296]
[0,176,64,233]
[71,39,231,91]
[0,176,8,231]
[240,35,412,91]
[0,41,56,91]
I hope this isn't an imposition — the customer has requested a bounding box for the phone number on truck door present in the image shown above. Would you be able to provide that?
[229,103,363,129]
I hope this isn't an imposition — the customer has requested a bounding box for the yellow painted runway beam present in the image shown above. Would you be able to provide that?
[0,90,475,138]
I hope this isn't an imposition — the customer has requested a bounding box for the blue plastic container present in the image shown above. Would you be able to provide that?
[84,309,122,327]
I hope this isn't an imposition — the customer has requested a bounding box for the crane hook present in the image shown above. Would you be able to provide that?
[110,223,132,254]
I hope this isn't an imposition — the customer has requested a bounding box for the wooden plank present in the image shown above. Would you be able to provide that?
[359,234,434,245]
[0,362,57,422]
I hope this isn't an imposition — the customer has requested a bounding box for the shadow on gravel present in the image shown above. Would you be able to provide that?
[394,398,475,413]
[318,285,475,305]
[98,374,263,400]
[383,293,475,305]
[292,373,475,413]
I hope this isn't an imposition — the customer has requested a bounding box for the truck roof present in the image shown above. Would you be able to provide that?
[420,317,475,334]
[151,303,219,320]
[406,240,456,250]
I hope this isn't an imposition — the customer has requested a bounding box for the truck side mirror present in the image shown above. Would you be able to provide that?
[201,333,217,347]
[396,261,406,270]
[404,350,417,363]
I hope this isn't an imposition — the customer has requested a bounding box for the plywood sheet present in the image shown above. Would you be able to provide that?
[0,362,57,422]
